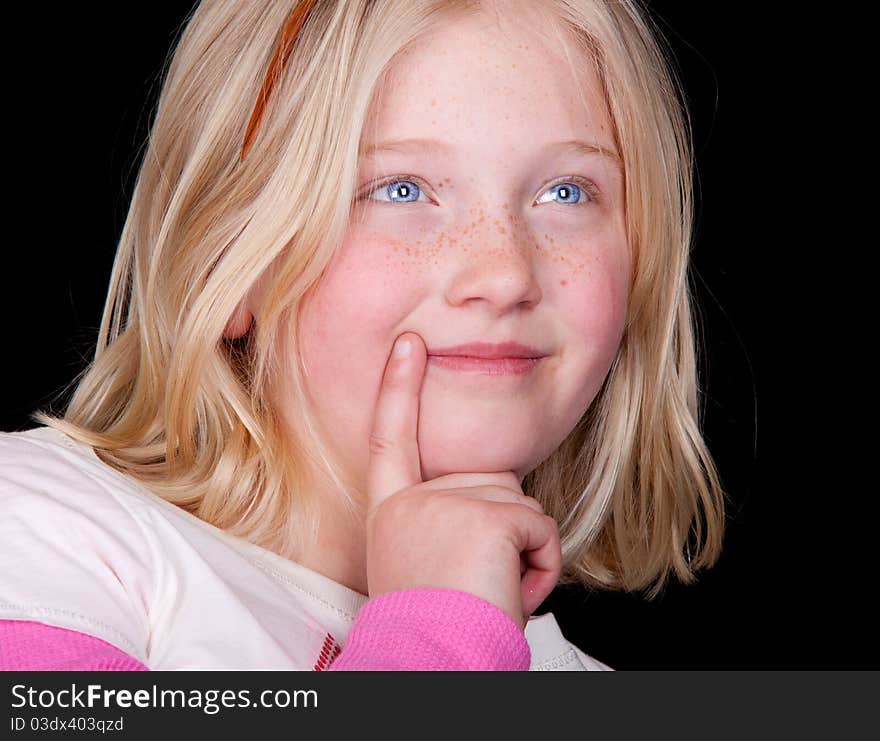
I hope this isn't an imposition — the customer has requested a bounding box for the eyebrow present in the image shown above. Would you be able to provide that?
[360,137,622,165]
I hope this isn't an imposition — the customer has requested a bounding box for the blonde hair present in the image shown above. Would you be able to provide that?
[36,0,726,598]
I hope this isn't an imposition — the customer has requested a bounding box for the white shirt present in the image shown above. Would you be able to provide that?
[0,427,610,671]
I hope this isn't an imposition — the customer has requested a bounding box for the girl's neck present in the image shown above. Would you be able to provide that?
[300,525,368,597]
[288,487,370,597]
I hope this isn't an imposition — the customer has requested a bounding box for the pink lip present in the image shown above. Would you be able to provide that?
[426,342,547,376]
[427,341,546,359]
[427,356,542,375]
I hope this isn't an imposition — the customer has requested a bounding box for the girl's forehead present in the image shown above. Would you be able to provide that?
[364,10,612,162]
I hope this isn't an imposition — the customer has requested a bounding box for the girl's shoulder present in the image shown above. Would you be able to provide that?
[0,425,154,531]
[0,427,157,664]
[2,425,137,483]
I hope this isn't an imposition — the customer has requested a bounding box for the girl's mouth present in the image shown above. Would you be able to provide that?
[426,355,543,375]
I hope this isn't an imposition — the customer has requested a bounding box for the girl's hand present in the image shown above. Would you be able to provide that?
[365,332,562,630]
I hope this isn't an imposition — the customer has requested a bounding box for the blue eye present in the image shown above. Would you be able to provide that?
[537,182,584,205]
[363,178,429,204]
[359,175,598,206]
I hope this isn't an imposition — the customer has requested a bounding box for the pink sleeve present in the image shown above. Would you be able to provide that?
[329,588,531,671]
[0,620,148,671]
[1,589,530,671]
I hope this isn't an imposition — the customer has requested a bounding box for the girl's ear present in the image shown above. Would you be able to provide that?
[223,303,254,339]
[223,268,271,339]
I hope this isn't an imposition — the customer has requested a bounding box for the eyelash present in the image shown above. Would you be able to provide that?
[357,174,601,206]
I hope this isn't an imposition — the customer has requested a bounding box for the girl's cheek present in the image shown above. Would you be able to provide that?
[542,224,628,280]
[542,232,630,344]
[319,233,426,331]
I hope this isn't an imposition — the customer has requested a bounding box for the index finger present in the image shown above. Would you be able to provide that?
[366,332,427,509]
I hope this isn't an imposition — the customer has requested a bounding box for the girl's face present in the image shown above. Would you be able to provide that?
[288,9,628,490]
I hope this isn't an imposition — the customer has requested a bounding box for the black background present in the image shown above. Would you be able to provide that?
[2,3,872,668]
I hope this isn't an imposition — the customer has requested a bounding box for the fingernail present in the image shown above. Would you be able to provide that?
[393,337,411,358]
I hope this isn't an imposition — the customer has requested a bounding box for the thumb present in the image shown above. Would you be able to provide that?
[366,332,427,512]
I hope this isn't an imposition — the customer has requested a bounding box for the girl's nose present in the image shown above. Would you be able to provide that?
[444,225,543,314]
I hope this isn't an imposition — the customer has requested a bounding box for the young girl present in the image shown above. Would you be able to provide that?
[0,0,725,671]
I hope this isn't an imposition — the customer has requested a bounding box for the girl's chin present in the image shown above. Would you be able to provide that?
[417,443,535,483]
[419,461,529,483]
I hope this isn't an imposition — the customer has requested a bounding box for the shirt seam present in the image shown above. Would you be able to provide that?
[250,560,359,624]
[0,603,141,659]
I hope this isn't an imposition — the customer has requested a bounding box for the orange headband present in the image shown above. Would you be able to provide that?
[240,0,319,162]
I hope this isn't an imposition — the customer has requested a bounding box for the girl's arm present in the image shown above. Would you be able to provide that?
[327,588,530,671]
[0,589,529,671]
